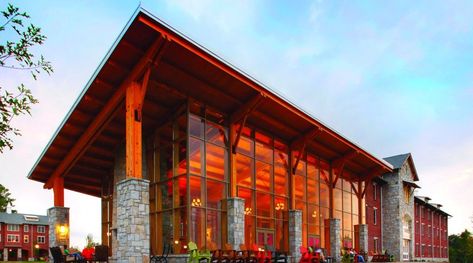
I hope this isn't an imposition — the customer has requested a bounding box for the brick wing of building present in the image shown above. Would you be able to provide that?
[26,8,449,262]
[365,153,450,262]
[0,212,49,261]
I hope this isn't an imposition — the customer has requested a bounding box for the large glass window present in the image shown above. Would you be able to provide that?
[150,103,228,254]
[236,127,289,251]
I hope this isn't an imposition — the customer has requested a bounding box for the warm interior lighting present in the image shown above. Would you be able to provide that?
[244,207,252,215]
[192,198,202,207]
[58,225,68,236]
[275,202,285,211]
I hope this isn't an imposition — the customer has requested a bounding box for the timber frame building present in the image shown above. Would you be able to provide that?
[28,8,448,262]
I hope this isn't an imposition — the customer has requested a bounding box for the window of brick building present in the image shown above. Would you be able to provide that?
[7,234,19,242]
[37,226,45,233]
[24,225,29,232]
[37,236,45,244]
[7,224,19,231]
[24,235,29,243]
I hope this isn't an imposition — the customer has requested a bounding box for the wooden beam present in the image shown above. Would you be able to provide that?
[44,36,167,189]
[291,143,306,175]
[232,115,248,154]
[291,126,323,174]
[53,176,64,207]
[126,81,144,178]
[230,93,265,124]
[291,126,323,149]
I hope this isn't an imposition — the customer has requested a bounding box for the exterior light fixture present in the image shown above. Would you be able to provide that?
[35,244,39,249]
[174,240,179,244]
[58,225,68,236]
[311,211,317,218]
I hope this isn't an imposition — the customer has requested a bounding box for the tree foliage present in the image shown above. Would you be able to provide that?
[449,230,473,263]
[0,184,15,212]
[0,3,53,153]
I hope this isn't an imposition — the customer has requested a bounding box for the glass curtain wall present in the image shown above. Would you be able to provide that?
[150,101,228,254]
[236,125,289,251]
[295,152,364,249]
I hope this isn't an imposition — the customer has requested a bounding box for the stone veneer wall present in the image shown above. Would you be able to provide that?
[227,198,245,250]
[48,206,70,263]
[355,224,369,253]
[116,178,150,263]
[329,218,341,262]
[288,210,302,262]
[382,172,402,260]
[111,142,148,262]
[382,162,415,261]
[398,163,415,261]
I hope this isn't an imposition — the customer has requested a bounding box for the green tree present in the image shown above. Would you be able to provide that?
[0,184,15,212]
[449,230,473,263]
[0,3,53,153]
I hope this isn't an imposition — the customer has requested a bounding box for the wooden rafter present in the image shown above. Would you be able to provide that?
[291,127,323,174]
[330,150,359,188]
[44,35,167,189]
[231,93,265,153]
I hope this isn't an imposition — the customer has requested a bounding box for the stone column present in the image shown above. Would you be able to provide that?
[116,178,150,263]
[3,247,8,261]
[48,206,70,263]
[328,218,341,262]
[227,198,245,250]
[289,210,302,262]
[354,224,368,253]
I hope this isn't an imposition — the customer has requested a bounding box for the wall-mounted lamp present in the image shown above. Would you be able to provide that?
[58,225,69,236]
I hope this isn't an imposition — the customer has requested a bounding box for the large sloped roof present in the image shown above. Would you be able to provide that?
[28,8,392,197]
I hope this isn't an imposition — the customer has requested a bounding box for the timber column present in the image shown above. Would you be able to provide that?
[48,176,69,263]
[116,78,150,262]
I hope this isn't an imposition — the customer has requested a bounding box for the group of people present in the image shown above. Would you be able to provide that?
[346,248,366,263]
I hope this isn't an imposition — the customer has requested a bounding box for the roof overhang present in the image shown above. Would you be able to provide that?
[28,8,393,197]
[403,180,421,189]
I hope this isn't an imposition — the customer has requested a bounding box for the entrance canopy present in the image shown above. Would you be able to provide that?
[28,8,392,197]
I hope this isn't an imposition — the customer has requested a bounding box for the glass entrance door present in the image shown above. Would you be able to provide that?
[257,229,275,247]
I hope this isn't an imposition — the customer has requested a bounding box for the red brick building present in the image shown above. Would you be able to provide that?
[414,196,449,261]
[365,153,449,262]
[0,212,49,261]
[365,177,386,255]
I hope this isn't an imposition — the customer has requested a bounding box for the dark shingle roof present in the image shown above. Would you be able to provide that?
[383,153,411,169]
[0,212,48,225]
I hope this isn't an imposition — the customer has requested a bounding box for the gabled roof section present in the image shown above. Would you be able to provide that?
[27,8,393,197]
[0,212,49,225]
[384,153,419,181]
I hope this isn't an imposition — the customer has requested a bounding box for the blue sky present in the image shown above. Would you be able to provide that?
[1,0,472,247]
